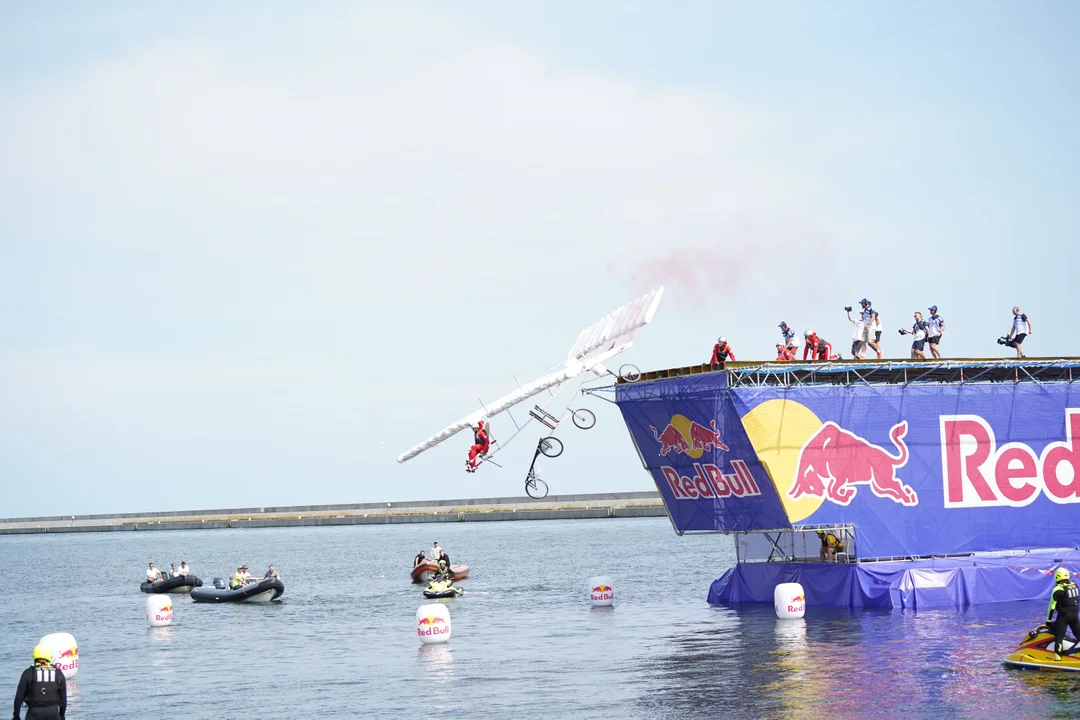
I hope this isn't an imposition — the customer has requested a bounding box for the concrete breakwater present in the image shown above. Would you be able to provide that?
[0,491,667,535]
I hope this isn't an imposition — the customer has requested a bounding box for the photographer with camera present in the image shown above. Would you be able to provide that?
[847,299,883,360]
[845,305,865,358]
[899,311,930,359]
[1000,306,1032,357]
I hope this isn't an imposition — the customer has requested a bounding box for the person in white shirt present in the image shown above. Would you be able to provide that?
[146,563,162,582]
[169,562,180,577]
[1005,306,1033,358]
[240,564,253,582]
[178,562,190,577]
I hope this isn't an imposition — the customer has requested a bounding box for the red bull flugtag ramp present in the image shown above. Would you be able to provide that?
[598,357,1080,608]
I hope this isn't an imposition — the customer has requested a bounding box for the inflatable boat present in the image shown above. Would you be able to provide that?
[140,575,203,594]
[190,577,284,603]
[411,561,470,583]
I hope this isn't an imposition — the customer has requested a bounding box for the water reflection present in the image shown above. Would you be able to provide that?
[417,644,454,685]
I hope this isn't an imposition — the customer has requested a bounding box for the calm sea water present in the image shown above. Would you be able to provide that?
[1,516,1078,719]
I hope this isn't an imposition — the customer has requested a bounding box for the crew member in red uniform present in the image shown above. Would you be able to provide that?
[775,343,794,361]
[803,330,838,361]
[465,421,490,473]
[710,337,735,364]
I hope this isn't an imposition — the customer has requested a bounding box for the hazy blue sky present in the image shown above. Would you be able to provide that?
[1,1,1077,516]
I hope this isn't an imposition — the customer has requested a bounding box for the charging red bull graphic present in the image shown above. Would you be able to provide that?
[590,584,614,602]
[789,420,917,507]
[650,419,729,456]
[156,604,173,621]
[54,647,78,674]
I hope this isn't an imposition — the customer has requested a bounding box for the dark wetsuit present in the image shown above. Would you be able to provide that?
[1049,580,1080,654]
[13,664,66,720]
[413,552,426,568]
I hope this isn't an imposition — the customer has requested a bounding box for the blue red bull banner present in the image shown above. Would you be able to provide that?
[616,374,1080,559]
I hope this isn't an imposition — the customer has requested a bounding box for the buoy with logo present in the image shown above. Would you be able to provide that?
[147,594,174,627]
[38,632,79,679]
[588,576,614,607]
[774,582,805,619]
[416,603,451,644]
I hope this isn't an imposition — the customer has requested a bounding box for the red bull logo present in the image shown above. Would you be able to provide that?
[54,647,78,673]
[155,604,173,622]
[789,421,917,507]
[590,585,613,601]
[650,419,730,456]
[417,616,450,637]
[943,409,1080,508]
[662,459,762,499]
[790,594,804,603]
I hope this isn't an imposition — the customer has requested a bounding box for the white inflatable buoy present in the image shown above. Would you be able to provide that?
[774,582,806,619]
[38,632,78,679]
[147,594,174,627]
[588,576,614,607]
[416,603,451,644]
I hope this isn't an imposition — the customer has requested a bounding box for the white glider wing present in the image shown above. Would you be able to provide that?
[395,287,664,464]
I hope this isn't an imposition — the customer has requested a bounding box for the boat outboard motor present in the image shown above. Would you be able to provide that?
[213,577,227,589]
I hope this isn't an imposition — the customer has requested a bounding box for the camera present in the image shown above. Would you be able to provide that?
[844,306,852,312]
[997,336,1009,346]
[898,328,906,336]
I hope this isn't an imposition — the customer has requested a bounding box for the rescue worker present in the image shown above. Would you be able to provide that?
[1048,567,1080,660]
[466,421,490,473]
[775,343,793,361]
[710,337,735,364]
[12,643,66,720]
[816,530,843,562]
[803,331,839,361]
[434,559,454,585]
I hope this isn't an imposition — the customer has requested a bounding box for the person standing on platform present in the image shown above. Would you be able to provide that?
[899,311,930,359]
[855,299,883,359]
[710,337,735,364]
[12,644,67,720]
[778,322,799,355]
[925,306,944,358]
[846,306,866,359]
[1004,306,1032,358]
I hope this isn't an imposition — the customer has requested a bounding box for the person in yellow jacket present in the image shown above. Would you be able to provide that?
[816,530,843,562]
[1048,567,1080,660]
[230,566,246,589]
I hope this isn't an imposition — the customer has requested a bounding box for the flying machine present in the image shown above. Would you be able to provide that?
[396,287,664,498]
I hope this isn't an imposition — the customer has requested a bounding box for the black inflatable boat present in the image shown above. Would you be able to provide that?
[140,575,203,594]
[190,577,284,603]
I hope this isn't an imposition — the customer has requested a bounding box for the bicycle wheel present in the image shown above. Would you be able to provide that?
[619,363,641,382]
[571,408,596,430]
[525,477,549,499]
[538,436,564,458]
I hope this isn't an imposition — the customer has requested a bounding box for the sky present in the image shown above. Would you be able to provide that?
[1,1,1078,516]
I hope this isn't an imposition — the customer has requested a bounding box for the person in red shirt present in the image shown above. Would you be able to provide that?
[775,343,794,361]
[465,421,491,473]
[803,330,838,361]
[710,337,735,364]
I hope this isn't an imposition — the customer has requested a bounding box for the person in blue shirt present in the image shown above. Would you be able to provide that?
[899,311,930,359]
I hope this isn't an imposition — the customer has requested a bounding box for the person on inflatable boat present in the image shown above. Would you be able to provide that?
[146,563,162,582]
[413,550,427,568]
[1048,567,1080,660]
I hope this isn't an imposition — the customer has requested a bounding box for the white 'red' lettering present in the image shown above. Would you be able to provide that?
[941,409,1080,508]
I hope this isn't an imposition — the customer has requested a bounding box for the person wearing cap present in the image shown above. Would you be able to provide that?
[899,311,930,359]
[848,299,882,359]
[778,322,799,355]
[710,337,735,364]
[230,565,252,589]
[12,643,66,720]
[1048,567,1080,660]
[145,563,162,583]
[774,343,793,361]
[925,306,944,358]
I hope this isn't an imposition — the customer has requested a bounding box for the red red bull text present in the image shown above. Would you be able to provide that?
[417,616,449,637]
[590,586,614,601]
[662,459,761,499]
[789,421,917,506]
[943,410,1080,508]
[53,648,78,674]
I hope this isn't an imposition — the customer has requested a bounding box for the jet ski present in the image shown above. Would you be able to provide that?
[191,576,284,603]
[1003,625,1080,671]
[140,575,203,594]
[423,577,463,599]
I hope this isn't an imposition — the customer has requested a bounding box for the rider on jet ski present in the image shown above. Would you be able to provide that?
[1048,567,1080,660]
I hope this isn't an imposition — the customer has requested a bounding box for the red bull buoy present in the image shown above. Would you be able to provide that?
[147,594,174,627]
[38,632,79,679]
[416,603,451,645]
[774,582,806,619]
[588,576,614,607]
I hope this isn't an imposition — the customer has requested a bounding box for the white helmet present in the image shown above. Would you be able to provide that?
[717,336,726,344]
[804,330,814,338]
